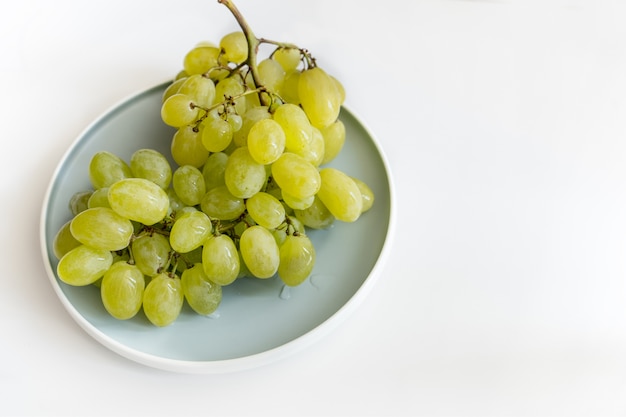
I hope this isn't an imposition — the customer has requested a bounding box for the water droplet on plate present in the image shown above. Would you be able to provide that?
[279,285,291,300]
[206,311,221,319]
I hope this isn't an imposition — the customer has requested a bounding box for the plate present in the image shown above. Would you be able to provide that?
[39,82,395,373]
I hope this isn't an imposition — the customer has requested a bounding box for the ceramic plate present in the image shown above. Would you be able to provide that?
[40,82,395,373]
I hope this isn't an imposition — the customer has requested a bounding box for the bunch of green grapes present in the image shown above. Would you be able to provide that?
[51,0,375,327]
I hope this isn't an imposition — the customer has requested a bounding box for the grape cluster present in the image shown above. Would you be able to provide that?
[52,0,375,327]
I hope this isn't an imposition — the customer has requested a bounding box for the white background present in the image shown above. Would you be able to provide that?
[3,0,626,415]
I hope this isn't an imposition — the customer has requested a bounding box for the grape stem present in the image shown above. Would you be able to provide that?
[217,0,270,106]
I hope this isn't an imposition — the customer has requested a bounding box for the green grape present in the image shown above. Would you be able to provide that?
[233,106,270,147]
[279,70,301,105]
[57,245,113,286]
[246,191,285,229]
[131,232,171,277]
[181,263,222,315]
[351,176,375,213]
[219,31,248,64]
[183,45,220,75]
[100,261,145,320]
[272,103,316,160]
[317,168,363,222]
[281,191,314,210]
[108,178,169,225]
[169,211,212,253]
[176,205,199,218]
[175,69,189,80]
[162,77,187,102]
[271,226,288,247]
[240,225,280,279]
[143,273,184,327]
[70,207,134,251]
[130,148,172,189]
[214,76,246,114]
[258,58,285,92]
[176,246,203,274]
[294,196,335,229]
[89,151,132,190]
[53,220,81,260]
[224,146,267,199]
[87,187,110,209]
[307,126,325,166]
[178,74,216,108]
[202,151,228,191]
[161,94,200,128]
[200,185,246,220]
[270,152,321,199]
[331,75,346,104]
[320,120,346,165]
[226,113,243,132]
[202,234,240,286]
[172,165,206,206]
[171,125,209,168]
[273,47,301,72]
[278,234,316,286]
[298,67,342,129]
[167,187,185,215]
[236,250,251,278]
[201,117,233,152]
[247,118,286,165]
[69,190,92,215]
